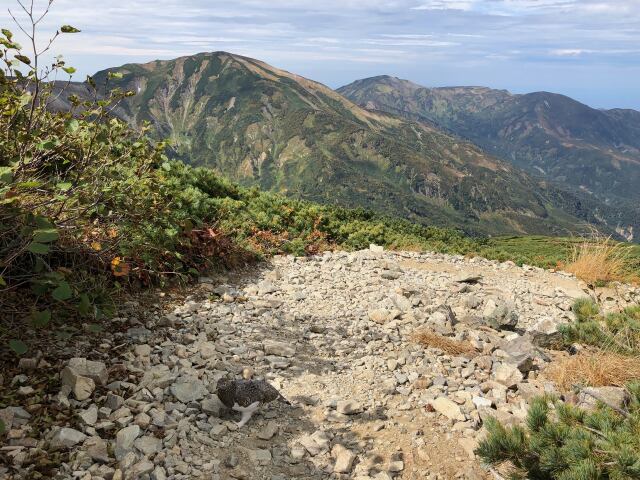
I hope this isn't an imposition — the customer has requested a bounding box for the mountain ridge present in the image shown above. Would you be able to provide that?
[338,75,640,240]
[55,51,635,239]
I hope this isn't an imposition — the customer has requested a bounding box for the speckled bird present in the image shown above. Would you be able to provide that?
[216,377,291,427]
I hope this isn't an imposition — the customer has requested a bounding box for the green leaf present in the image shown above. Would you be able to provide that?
[108,72,124,80]
[27,242,50,254]
[0,275,6,287]
[65,119,79,133]
[14,54,31,65]
[161,162,171,171]
[77,293,91,315]
[9,339,27,356]
[62,66,76,75]
[52,281,72,301]
[0,166,12,184]
[35,216,54,229]
[60,25,81,33]
[33,229,59,243]
[2,28,13,40]
[0,418,5,435]
[57,182,73,191]
[32,310,51,328]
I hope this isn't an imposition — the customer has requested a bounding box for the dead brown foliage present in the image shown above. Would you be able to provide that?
[414,330,477,356]
[565,235,634,285]
[547,351,640,391]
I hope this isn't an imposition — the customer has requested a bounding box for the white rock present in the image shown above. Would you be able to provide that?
[432,397,465,421]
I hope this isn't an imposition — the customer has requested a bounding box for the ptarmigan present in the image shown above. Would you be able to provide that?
[216,377,291,427]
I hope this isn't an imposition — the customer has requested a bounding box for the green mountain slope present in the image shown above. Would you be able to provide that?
[83,52,620,237]
[338,76,640,240]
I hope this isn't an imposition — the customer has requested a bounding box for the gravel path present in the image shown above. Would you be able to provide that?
[2,248,639,479]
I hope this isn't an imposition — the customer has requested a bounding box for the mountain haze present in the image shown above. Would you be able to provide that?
[74,52,630,238]
[338,76,640,240]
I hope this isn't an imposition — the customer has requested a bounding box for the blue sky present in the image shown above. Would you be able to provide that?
[2,0,639,109]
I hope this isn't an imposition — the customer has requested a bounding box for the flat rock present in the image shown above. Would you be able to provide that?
[50,427,87,450]
[170,377,207,403]
[67,358,108,385]
[263,340,296,358]
[432,397,465,421]
[114,425,140,461]
[332,444,356,473]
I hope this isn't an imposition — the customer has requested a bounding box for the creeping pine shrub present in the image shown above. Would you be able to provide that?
[476,385,640,479]
[560,299,640,355]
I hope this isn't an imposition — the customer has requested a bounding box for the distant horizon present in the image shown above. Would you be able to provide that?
[2,0,639,110]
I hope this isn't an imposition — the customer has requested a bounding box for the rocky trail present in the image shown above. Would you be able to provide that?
[2,248,639,480]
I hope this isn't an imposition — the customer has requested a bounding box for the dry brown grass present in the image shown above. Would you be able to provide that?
[414,330,477,356]
[564,235,634,285]
[547,351,640,391]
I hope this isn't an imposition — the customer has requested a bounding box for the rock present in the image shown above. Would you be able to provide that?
[170,377,207,403]
[198,341,217,360]
[492,362,524,388]
[201,395,225,416]
[140,365,174,389]
[105,393,124,410]
[130,460,155,477]
[579,387,629,411]
[249,448,272,465]
[50,427,87,450]
[368,309,393,324]
[501,335,536,373]
[472,396,492,409]
[484,300,519,330]
[432,397,465,421]
[68,357,108,385]
[85,436,111,463]
[478,407,518,427]
[458,438,478,459]
[336,400,363,415]
[370,244,384,253]
[528,318,565,349]
[114,425,140,461]
[134,435,162,456]
[257,421,278,440]
[517,382,545,403]
[61,366,95,401]
[18,358,37,371]
[332,444,356,473]
[263,340,295,358]
[151,466,167,480]
[79,404,99,425]
[134,344,151,357]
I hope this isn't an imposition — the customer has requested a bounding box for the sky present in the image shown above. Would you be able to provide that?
[1,0,639,109]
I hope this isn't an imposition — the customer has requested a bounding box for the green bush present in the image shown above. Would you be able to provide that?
[560,299,640,355]
[476,385,640,479]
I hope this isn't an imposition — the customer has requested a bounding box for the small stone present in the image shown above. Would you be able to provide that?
[431,397,465,421]
[134,344,151,357]
[61,367,95,401]
[134,435,162,456]
[242,367,254,380]
[130,460,154,477]
[79,404,99,425]
[152,466,167,480]
[170,377,207,403]
[201,395,224,416]
[50,427,87,450]
[105,393,124,410]
[249,448,272,465]
[257,421,278,440]
[18,358,37,371]
[114,425,140,461]
[332,444,356,473]
[493,363,524,389]
[458,438,478,459]
[368,309,392,324]
[85,436,111,463]
[199,342,217,360]
[263,340,296,358]
[68,358,108,385]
